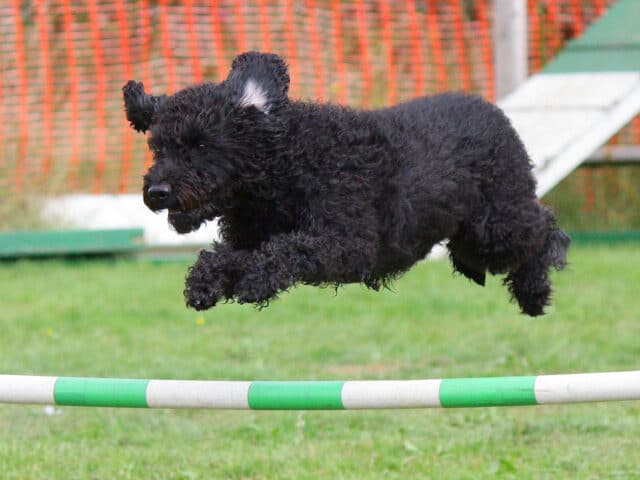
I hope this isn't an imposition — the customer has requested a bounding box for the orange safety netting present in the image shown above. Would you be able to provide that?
[0,0,634,194]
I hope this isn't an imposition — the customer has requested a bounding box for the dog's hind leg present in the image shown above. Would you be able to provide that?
[448,237,486,286]
[503,209,570,316]
[450,200,569,316]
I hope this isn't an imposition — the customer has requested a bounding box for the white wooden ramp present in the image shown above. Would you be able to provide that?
[499,0,640,196]
[499,72,640,196]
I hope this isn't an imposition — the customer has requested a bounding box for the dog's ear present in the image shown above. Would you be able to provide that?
[226,52,290,114]
[122,81,166,133]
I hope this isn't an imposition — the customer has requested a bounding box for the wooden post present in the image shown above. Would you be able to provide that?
[493,0,528,99]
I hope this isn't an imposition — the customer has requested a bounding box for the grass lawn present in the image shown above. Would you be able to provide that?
[1,245,640,479]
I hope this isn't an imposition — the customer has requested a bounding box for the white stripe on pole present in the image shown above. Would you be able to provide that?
[534,371,640,404]
[0,375,56,404]
[145,380,251,409]
[341,379,442,409]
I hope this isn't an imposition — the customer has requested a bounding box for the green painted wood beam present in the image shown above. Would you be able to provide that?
[568,230,640,245]
[0,228,144,258]
[544,0,640,73]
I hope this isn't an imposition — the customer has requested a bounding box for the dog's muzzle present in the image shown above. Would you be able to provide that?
[144,183,175,211]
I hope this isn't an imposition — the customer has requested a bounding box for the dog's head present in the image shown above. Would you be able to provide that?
[122,51,290,233]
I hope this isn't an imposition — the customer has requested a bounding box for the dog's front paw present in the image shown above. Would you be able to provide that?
[184,278,223,310]
[184,284,220,310]
[184,256,231,310]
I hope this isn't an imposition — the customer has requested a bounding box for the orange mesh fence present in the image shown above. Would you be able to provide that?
[0,0,635,195]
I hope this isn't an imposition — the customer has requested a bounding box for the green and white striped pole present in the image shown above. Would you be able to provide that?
[1,371,639,409]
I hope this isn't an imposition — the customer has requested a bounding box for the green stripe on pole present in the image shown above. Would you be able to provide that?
[248,381,345,410]
[439,376,537,407]
[54,377,150,408]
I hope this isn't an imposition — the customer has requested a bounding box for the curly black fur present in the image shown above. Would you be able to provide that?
[123,51,570,316]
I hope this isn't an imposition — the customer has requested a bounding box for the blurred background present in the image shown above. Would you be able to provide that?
[0,0,639,242]
[2,3,640,478]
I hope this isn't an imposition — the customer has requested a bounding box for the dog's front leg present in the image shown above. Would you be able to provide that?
[184,243,248,310]
[233,231,376,306]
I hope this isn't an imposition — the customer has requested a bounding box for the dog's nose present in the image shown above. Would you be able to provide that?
[145,183,173,210]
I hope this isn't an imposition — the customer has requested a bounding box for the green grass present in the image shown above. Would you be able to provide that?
[1,245,640,479]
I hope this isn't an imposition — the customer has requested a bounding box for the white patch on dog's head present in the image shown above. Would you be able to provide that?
[238,79,269,113]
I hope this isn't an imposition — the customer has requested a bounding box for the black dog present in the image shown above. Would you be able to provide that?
[123,51,569,315]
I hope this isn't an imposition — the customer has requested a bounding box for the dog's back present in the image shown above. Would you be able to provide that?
[284,92,569,316]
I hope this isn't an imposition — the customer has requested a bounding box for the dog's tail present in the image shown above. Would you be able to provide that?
[504,207,570,316]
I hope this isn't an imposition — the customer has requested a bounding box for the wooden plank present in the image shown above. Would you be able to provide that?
[507,110,602,167]
[569,230,640,244]
[564,0,640,48]
[500,73,640,109]
[544,50,640,74]
[0,228,144,258]
[535,81,640,196]
[587,145,640,164]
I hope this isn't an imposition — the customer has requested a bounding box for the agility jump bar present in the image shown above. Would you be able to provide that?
[1,371,640,410]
